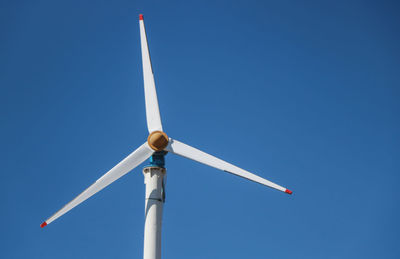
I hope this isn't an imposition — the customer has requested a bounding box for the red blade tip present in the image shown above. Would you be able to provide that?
[285,189,293,195]
[40,222,47,228]
[139,14,144,20]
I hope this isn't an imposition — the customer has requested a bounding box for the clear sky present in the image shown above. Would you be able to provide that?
[1,0,399,258]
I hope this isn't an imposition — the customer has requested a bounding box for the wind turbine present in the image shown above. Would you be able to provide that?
[41,14,293,259]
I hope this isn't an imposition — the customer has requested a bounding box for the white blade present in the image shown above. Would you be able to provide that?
[41,142,153,227]
[165,138,292,194]
[139,14,163,133]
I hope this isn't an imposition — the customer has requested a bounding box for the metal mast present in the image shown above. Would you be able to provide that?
[143,153,166,259]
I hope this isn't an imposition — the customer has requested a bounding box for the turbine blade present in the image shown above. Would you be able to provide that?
[139,14,163,133]
[41,142,153,227]
[165,138,292,194]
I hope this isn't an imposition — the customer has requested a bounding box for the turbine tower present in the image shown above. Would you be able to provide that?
[41,14,293,259]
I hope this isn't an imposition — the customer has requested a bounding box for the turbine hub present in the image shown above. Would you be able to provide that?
[147,131,169,151]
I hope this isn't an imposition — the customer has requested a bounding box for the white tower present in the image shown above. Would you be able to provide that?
[143,153,166,259]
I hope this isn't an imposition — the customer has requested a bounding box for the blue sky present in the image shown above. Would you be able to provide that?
[1,0,399,258]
